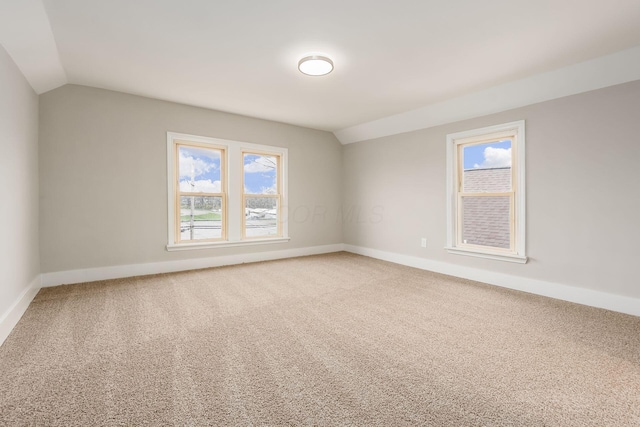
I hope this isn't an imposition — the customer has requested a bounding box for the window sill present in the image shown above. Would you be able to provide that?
[167,237,291,252]
[445,247,528,264]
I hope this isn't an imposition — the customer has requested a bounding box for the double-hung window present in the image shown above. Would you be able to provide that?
[242,151,282,238]
[446,121,527,263]
[173,141,226,243]
[167,132,288,250]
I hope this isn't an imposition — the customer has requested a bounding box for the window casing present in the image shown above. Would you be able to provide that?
[167,132,288,251]
[445,121,527,263]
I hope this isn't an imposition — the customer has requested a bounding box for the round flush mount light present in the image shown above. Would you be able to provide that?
[298,55,334,76]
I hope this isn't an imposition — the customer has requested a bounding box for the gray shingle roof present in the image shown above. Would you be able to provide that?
[463,167,511,192]
[461,167,511,249]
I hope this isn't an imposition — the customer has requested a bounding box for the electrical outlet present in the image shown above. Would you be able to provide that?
[421,238,427,248]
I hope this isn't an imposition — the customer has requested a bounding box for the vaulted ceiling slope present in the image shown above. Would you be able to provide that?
[1,0,640,143]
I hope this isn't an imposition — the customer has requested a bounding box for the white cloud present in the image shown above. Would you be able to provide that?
[180,179,221,193]
[179,150,216,178]
[474,147,511,168]
[261,184,277,194]
[244,183,277,195]
[244,156,276,173]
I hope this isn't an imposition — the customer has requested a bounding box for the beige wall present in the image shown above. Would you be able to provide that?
[39,85,343,273]
[343,80,640,300]
[0,46,40,316]
[32,78,640,302]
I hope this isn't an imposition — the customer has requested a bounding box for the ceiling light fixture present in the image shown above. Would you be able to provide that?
[298,55,334,76]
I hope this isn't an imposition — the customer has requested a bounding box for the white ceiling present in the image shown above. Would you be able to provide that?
[2,0,640,140]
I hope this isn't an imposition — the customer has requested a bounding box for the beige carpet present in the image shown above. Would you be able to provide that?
[1,252,639,426]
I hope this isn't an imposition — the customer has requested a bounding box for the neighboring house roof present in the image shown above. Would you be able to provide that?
[462,167,511,249]
[463,167,511,193]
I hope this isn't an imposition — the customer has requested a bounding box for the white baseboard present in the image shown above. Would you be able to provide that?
[344,244,640,317]
[21,242,638,348]
[41,243,346,287]
[0,276,41,347]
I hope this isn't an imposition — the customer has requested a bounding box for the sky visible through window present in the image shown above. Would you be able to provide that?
[463,139,512,170]
[178,148,278,194]
[178,146,221,193]
[244,154,277,194]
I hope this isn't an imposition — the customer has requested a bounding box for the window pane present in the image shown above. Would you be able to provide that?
[245,197,278,237]
[462,140,512,192]
[179,196,223,240]
[461,196,511,249]
[179,145,222,194]
[244,153,277,194]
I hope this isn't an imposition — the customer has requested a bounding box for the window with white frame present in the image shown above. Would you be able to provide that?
[242,151,282,239]
[445,121,527,263]
[174,141,227,243]
[167,132,288,250]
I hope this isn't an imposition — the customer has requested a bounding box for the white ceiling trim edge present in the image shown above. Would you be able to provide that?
[334,46,640,145]
[0,0,67,94]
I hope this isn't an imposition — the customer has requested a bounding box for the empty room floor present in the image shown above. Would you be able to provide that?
[1,252,639,426]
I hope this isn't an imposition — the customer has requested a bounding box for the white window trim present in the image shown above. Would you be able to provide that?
[166,132,289,251]
[445,120,527,264]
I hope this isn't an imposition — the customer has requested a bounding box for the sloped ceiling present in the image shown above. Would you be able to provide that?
[1,0,639,143]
